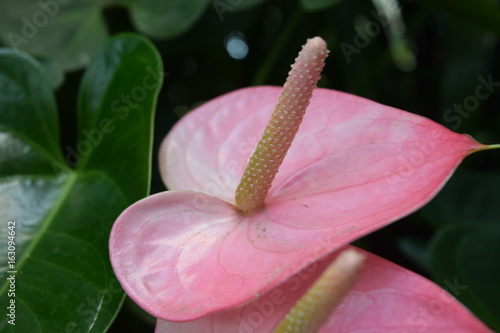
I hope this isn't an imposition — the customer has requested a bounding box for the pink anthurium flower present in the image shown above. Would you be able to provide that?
[109,37,497,331]
[155,246,491,333]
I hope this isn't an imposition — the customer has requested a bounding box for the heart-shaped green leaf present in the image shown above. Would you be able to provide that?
[0,33,162,332]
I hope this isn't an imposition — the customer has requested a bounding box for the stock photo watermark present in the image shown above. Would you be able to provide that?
[407,277,468,332]
[6,0,71,51]
[339,1,401,63]
[64,278,123,333]
[213,0,245,21]
[5,220,17,326]
[234,238,334,332]
[381,73,499,193]
[443,74,500,130]
[51,65,166,175]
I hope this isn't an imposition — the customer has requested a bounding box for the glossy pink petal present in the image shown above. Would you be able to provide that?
[155,246,492,333]
[111,87,486,320]
[160,87,483,207]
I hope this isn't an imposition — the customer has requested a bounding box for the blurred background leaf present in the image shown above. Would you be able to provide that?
[422,169,500,228]
[127,0,211,39]
[0,0,211,71]
[300,0,344,12]
[0,0,106,71]
[414,0,500,37]
[428,223,500,331]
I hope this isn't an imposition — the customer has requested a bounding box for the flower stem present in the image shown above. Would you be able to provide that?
[235,37,328,215]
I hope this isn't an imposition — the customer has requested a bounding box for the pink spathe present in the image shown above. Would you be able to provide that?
[109,36,494,332]
[155,246,491,332]
[110,86,485,321]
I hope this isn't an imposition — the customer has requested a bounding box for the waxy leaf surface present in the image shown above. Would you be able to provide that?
[155,246,492,332]
[110,86,485,321]
[0,34,162,332]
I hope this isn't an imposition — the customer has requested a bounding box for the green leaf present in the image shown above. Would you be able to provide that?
[397,236,430,273]
[459,228,500,330]
[437,17,495,133]
[35,56,65,89]
[428,223,500,331]
[0,0,210,71]
[371,0,416,72]
[300,0,344,12]
[0,0,107,71]
[414,0,500,36]
[128,0,211,39]
[233,0,269,12]
[421,169,500,228]
[0,33,163,332]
